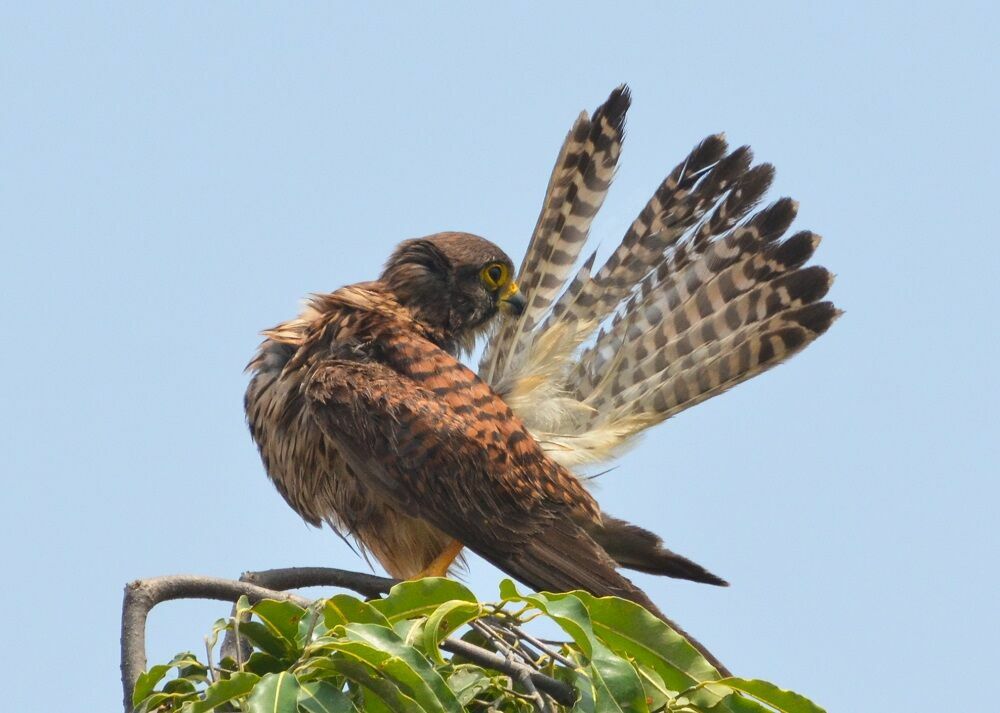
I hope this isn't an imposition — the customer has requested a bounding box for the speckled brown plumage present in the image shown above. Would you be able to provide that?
[246,87,839,675]
[244,230,714,612]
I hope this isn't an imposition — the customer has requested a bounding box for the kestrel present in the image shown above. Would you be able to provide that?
[245,87,838,667]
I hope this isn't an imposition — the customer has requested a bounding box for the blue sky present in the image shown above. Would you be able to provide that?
[2,3,997,711]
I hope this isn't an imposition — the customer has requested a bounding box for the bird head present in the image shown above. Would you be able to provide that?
[380,232,525,353]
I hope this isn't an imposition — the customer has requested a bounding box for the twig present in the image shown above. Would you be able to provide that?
[299,602,322,646]
[474,618,561,712]
[204,635,216,684]
[482,614,576,669]
[472,619,537,667]
[510,660,553,713]
[440,637,576,707]
[489,623,553,713]
[233,610,244,672]
[509,624,578,669]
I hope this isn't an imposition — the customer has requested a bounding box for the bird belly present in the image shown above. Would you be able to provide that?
[355,506,457,579]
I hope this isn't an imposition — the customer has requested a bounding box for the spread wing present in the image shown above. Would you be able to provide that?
[480,86,840,468]
[301,330,674,609]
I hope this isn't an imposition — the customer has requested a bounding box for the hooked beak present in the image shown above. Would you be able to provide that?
[499,281,526,316]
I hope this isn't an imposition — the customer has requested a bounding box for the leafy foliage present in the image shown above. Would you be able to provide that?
[133,579,824,713]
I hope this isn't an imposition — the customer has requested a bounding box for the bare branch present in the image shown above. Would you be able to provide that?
[510,660,554,713]
[509,623,578,669]
[120,575,308,711]
[472,619,536,667]
[440,637,576,707]
[234,566,395,598]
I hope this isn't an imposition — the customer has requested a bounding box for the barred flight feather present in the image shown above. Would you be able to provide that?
[481,86,840,468]
[482,85,630,385]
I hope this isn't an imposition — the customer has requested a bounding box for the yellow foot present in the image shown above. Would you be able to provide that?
[411,539,464,579]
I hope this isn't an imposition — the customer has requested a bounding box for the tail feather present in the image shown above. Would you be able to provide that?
[596,264,834,412]
[557,144,754,334]
[574,201,816,412]
[629,303,841,423]
[482,86,630,385]
[501,521,731,676]
[642,301,836,399]
[591,515,728,586]
[479,86,838,511]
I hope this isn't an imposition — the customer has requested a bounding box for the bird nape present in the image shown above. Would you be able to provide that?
[244,85,839,676]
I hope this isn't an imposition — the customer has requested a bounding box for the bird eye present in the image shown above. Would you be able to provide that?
[481,263,509,289]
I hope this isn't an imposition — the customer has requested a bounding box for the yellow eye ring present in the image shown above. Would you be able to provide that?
[481,262,509,290]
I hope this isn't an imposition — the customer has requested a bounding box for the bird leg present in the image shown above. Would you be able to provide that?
[412,539,464,579]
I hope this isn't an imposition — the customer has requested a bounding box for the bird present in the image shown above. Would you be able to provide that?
[245,86,839,671]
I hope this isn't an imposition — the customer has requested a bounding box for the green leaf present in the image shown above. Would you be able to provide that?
[163,677,199,695]
[168,651,204,666]
[240,621,295,659]
[445,667,491,706]
[136,581,828,713]
[571,590,719,692]
[370,578,477,622]
[392,617,424,644]
[134,662,205,713]
[131,663,172,707]
[254,599,307,644]
[304,625,460,712]
[497,581,592,656]
[185,671,260,713]
[558,665,596,711]
[245,651,291,676]
[178,660,210,684]
[683,685,772,713]
[635,665,672,711]
[712,679,827,713]
[497,578,520,601]
[298,602,329,647]
[420,600,482,662]
[323,594,391,629]
[302,655,424,713]
[592,659,647,713]
[338,623,463,713]
[204,618,230,675]
[297,680,355,713]
[247,671,301,713]
[504,586,647,712]
[135,690,198,712]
